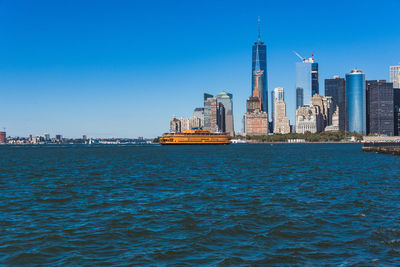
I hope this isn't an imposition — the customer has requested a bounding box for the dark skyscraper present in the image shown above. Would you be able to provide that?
[325,76,346,131]
[311,62,319,96]
[217,102,226,133]
[366,80,394,136]
[251,17,268,114]
[394,88,400,136]
[296,87,303,109]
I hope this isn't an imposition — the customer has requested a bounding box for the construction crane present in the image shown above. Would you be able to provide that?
[293,51,305,62]
[294,50,316,63]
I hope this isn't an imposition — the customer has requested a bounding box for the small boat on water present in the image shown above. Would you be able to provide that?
[160,129,230,145]
[230,139,247,144]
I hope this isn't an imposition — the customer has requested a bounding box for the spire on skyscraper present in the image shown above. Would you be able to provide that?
[251,17,267,113]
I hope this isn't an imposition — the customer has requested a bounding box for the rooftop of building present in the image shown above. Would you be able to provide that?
[350,69,364,74]
[216,91,232,99]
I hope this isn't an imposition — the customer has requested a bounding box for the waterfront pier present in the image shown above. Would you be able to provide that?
[362,142,400,156]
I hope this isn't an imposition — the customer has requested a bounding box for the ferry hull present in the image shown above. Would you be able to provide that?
[160,142,230,145]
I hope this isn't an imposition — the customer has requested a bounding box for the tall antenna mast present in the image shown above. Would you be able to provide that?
[258,16,261,42]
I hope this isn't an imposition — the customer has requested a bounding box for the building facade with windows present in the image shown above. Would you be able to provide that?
[295,105,324,134]
[271,87,284,127]
[216,91,234,136]
[394,88,400,136]
[390,65,400,89]
[273,99,290,134]
[366,80,394,136]
[345,69,366,133]
[325,76,346,131]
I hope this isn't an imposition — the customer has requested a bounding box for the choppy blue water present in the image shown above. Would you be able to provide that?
[1,144,400,265]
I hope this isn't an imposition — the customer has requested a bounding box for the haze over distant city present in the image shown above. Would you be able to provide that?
[1,0,399,138]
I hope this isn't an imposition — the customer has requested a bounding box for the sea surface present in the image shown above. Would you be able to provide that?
[1,144,400,265]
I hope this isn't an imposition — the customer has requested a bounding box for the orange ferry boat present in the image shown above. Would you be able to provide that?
[160,129,230,145]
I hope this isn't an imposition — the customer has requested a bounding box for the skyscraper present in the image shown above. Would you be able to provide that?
[193,108,204,120]
[274,87,284,101]
[390,65,400,89]
[216,91,234,136]
[394,88,400,136]
[217,102,225,134]
[271,90,275,119]
[204,92,232,134]
[325,76,346,131]
[251,17,268,113]
[296,87,303,109]
[191,107,205,129]
[271,87,284,126]
[345,69,366,133]
[170,117,181,133]
[295,53,319,107]
[245,64,269,136]
[204,93,218,132]
[273,88,290,134]
[366,80,394,136]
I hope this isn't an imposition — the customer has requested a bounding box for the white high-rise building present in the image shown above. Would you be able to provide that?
[179,117,190,132]
[274,87,284,101]
[390,65,400,88]
[271,87,285,124]
[272,87,290,134]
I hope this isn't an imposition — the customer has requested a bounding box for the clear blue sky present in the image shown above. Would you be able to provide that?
[1,0,399,138]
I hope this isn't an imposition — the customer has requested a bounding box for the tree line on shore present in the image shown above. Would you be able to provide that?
[236,131,364,142]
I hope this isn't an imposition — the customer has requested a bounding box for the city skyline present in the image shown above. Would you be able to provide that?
[1,0,399,138]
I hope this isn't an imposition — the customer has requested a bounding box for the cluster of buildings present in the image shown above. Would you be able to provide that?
[293,68,400,136]
[168,15,400,138]
[3,133,152,145]
[6,134,71,144]
[170,91,235,136]
[169,19,400,138]
[244,19,400,137]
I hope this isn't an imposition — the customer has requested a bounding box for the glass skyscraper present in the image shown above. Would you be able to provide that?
[216,91,234,136]
[296,87,303,108]
[251,19,267,114]
[346,69,366,133]
[295,59,319,107]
